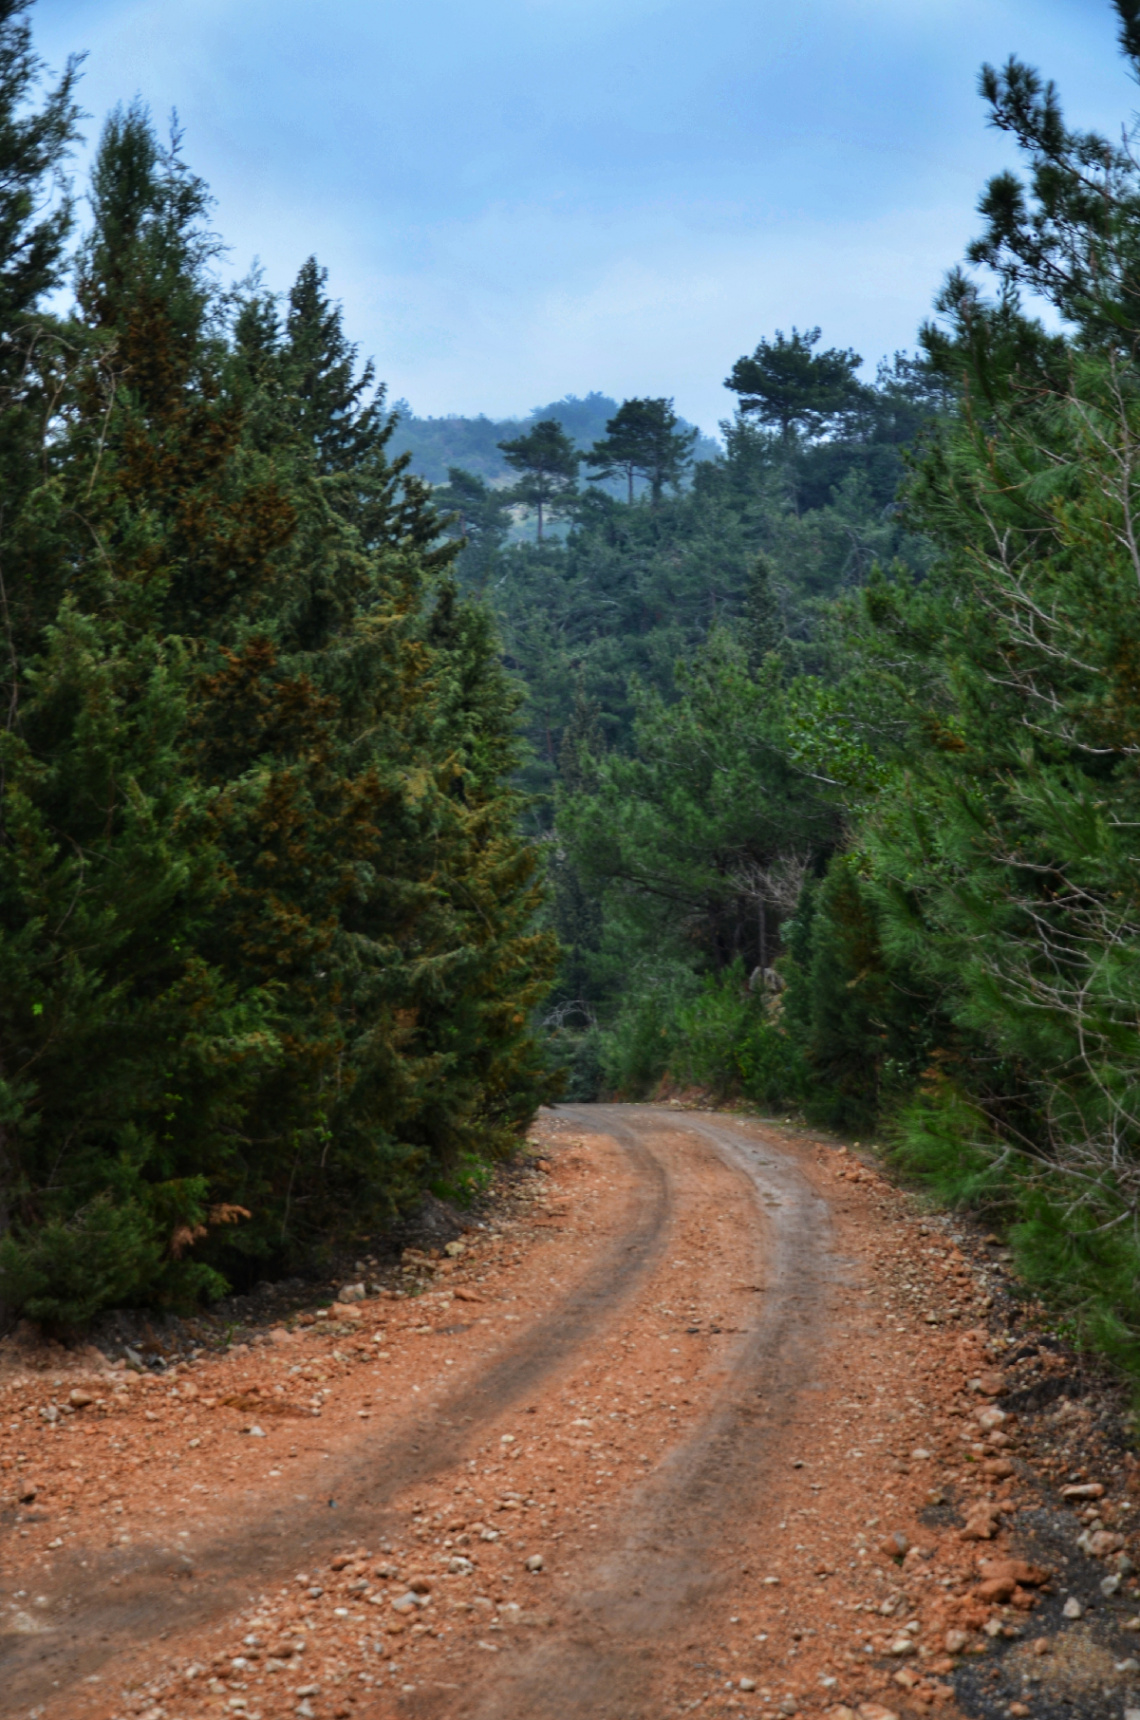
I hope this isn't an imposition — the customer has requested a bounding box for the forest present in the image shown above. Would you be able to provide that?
[6,0,1140,1379]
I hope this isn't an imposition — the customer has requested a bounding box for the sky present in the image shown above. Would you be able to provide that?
[31,0,1140,434]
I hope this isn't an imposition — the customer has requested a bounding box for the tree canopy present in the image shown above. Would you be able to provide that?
[0,67,557,1326]
[498,417,579,541]
[584,396,697,505]
[725,326,867,440]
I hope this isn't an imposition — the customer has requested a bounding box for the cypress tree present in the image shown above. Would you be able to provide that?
[0,97,280,1323]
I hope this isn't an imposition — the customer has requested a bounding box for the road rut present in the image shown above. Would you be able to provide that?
[433,1104,838,1719]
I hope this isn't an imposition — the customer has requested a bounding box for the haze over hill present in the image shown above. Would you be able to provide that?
[389,391,720,488]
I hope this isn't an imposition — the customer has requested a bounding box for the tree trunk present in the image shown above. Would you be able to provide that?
[537,496,544,543]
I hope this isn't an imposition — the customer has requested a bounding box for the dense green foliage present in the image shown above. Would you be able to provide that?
[0,17,557,1325]
[725,326,866,440]
[442,354,940,813]
[498,417,580,542]
[584,397,698,506]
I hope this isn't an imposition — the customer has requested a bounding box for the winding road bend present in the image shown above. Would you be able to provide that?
[3,1105,920,1720]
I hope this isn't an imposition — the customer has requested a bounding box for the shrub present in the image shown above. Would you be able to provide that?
[0,1193,224,1328]
[673,961,803,1108]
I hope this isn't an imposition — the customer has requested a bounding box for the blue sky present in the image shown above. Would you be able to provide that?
[32,0,1139,433]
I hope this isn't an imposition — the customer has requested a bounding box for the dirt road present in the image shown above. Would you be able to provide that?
[2,1105,1139,1720]
[446,1104,838,1720]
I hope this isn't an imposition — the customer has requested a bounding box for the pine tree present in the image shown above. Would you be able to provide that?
[963,10,1140,346]
[498,418,579,541]
[800,1,1140,1363]
[560,630,836,985]
[433,466,512,590]
[548,682,605,1020]
[584,396,697,505]
[725,327,866,442]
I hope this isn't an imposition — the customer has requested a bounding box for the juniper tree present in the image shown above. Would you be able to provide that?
[0,0,80,399]
[0,1,81,662]
[0,88,558,1321]
[0,99,280,1323]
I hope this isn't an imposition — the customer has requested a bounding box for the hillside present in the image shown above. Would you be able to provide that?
[389,390,720,488]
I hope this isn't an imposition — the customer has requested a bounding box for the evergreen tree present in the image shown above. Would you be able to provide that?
[0,97,281,1323]
[0,608,278,1323]
[761,0,1140,1363]
[498,417,579,541]
[547,682,605,1020]
[725,327,867,441]
[272,257,445,564]
[0,80,558,1321]
[0,1,80,389]
[561,630,837,991]
[0,4,81,665]
[433,465,512,589]
[282,256,384,472]
[584,396,697,505]
[738,553,783,668]
[963,9,1140,345]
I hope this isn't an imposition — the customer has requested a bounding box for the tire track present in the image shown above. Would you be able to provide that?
[441,1104,838,1720]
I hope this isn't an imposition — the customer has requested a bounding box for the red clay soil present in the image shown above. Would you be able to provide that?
[0,1105,1136,1720]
